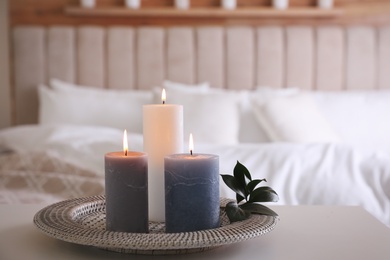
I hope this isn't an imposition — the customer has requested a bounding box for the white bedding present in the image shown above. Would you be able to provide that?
[1,124,389,228]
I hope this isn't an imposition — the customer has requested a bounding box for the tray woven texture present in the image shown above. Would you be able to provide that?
[33,195,278,255]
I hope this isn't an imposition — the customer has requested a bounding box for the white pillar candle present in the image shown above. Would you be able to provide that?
[143,89,183,222]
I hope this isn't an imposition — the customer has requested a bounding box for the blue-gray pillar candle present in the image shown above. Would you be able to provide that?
[105,150,148,233]
[164,153,220,233]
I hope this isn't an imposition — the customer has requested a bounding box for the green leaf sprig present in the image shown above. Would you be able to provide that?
[221,161,279,223]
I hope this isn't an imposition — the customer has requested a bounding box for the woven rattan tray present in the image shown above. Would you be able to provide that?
[33,195,278,255]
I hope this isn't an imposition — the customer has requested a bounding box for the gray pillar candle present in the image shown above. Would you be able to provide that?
[164,153,220,233]
[105,150,148,233]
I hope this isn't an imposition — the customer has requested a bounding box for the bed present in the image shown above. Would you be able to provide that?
[1,25,390,229]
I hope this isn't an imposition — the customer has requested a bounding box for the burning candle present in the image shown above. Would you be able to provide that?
[105,130,148,233]
[143,89,183,222]
[164,134,220,233]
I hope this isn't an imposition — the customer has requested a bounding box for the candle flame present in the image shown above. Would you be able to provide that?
[162,88,166,104]
[123,129,128,156]
[189,133,194,155]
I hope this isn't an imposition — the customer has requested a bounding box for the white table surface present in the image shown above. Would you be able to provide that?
[0,204,389,260]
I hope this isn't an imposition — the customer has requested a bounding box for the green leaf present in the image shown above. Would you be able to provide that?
[246,179,267,193]
[240,203,278,217]
[248,186,279,203]
[233,161,252,197]
[221,161,279,222]
[236,193,245,204]
[233,163,247,194]
[234,160,252,182]
[225,201,251,222]
[220,174,246,198]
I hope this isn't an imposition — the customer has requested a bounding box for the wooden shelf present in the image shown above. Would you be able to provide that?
[64,6,344,19]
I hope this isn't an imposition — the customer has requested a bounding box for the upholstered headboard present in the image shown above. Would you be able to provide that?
[12,25,390,124]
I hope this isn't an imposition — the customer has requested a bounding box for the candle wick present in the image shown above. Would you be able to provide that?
[125,150,128,156]
[162,100,165,105]
[190,150,193,156]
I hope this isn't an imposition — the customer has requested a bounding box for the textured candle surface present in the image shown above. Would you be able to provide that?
[105,151,148,233]
[143,104,183,222]
[164,153,220,233]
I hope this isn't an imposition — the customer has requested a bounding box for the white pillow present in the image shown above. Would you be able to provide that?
[152,80,210,104]
[312,90,390,149]
[152,87,242,145]
[252,93,340,143]
[243,87,301,143]
[40,80,153,133]
[235,91,269,143]
[235,86,301,143]
[159,84,271,143]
